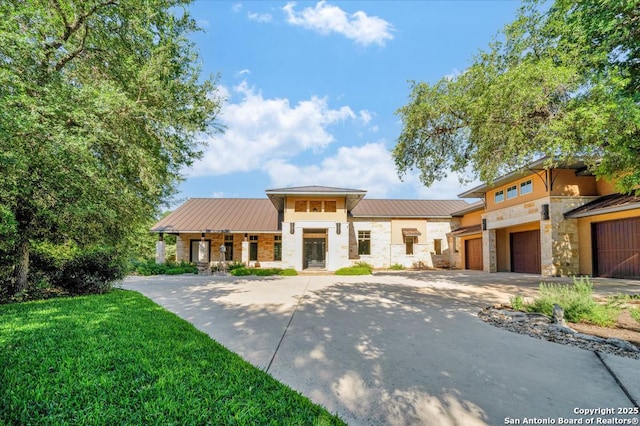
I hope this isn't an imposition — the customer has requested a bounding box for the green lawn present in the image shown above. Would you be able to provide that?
[0,290,344,425]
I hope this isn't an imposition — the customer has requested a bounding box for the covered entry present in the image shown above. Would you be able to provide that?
[464,238,483,270]
[593,217,640,278]
[303,229,327,269]
[510,230,541,274]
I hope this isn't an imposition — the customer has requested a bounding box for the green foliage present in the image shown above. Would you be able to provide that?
[29,242,126,295]
[390,263,405,270]
[335,267,372,276]
[227,261,246,271]
[525,277,620,326]
[0,290,345,425]
[228,267,295,277]
[630,308,640,324]
[510,295,525,311]
[131,259,197,276]
[0,0,223,293]
[393,0,640,194]
[353,261,374,272]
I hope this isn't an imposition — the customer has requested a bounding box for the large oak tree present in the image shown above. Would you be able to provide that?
[394,0,640,192]
[0,0,222,293]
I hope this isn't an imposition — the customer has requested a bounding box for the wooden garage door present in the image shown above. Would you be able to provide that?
[510,230,541,274]
[593,217,640,278]
[465,238,483,270]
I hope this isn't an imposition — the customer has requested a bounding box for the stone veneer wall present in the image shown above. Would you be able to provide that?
[483,196,599,276]
[349,219,392,268]
[426,219,454,268]
[541,196,599,276]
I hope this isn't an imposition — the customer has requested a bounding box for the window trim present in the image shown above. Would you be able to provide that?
[520,179,533,195]
[506,185,517,199]
[358,230,371,255]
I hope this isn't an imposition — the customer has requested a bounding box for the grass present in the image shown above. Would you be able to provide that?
[335,261,373,275]
[0,290,342,425]
[516,277,623,327]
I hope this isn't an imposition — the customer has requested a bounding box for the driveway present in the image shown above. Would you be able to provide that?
[123,271,640,426]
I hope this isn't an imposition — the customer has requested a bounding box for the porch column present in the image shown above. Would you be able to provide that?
[155,233,165,264]
[241,236,249,265]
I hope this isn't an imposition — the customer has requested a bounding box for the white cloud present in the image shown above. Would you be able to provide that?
[231,3,242,13]
[282,1,394,47]
[235,69,251,78]
[189,82,357,176]
[264,142,403,197]
[248,11,273,23]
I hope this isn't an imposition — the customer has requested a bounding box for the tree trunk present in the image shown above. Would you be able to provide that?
[13,239,30,293]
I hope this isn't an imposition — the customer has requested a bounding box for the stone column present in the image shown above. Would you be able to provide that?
[482,229,497,273]
[155,234,165,264]
[241,238,249,266]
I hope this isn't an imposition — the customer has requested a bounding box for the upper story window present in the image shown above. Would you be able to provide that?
[494,190,504,203]
[324,201,337,212]
[309,200,322,212]
[507,185,517,199]
[520,179,533,195]
[295,200,307,212]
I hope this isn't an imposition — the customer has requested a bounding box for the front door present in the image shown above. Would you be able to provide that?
[304,238,326,269]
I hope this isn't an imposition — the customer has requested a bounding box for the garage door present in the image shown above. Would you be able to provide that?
[593,217,640,278]
[510,230,541,274]
[465,238,483,270]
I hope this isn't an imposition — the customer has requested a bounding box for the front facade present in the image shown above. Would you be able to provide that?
[152,186,469,272]
[450,158,640,279]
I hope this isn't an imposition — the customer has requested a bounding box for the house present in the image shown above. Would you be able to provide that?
[151,186,469,271]
[451,158,640,278]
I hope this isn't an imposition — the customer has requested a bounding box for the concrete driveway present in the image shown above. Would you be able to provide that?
[123,271,640,426]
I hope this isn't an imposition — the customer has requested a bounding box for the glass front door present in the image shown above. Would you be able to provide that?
[303,238,326,269]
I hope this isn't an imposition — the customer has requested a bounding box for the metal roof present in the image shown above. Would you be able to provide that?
[151,198,280,233]
[451,200,485,216]
[351,199,470,218]
[564,193,640,219]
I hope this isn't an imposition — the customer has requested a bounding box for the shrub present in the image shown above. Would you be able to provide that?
[230,267,252,276]
[353,261,374,272]
[279,268,298,276]
[131,259,197,276]
[510,295,525,311]
[390,263,405,270]
[526,277,620,326]
[30,244,126,295]
[335,266,371,276]
[227,261,246,271]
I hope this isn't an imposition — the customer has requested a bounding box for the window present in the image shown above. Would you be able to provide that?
[324,200,337,212]
[507,185,517,199]
[249,235,258,261]
[405,236,415,255]
[224,235,234,261]
[434,239,442,255]
[358,231,371,255]
[520,179,533,195]
[309,200,322,212]
[274,235,282,261]
[295,200,307,212]
[494,190,504,203]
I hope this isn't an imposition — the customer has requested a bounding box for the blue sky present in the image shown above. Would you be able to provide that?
[177,1,522,204]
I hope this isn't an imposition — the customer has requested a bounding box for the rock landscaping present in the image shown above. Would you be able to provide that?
[479,305,640,359]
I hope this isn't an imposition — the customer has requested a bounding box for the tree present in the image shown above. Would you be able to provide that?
[0,0,222,293]
[393,0,640,193]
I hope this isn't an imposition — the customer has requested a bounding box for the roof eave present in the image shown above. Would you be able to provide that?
[564,203,640,219]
